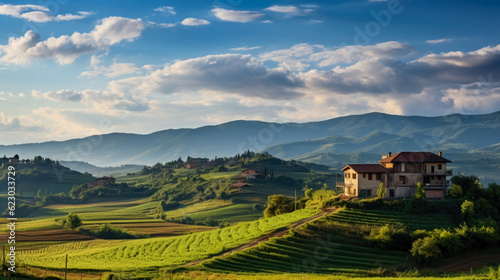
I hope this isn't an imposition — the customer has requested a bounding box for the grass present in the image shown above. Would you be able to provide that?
[19,209,320,271]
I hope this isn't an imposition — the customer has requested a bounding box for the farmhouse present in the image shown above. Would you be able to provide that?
[340,151,452,199]
[9,154,20,164]
[87,176,116,188]
[242,169,262,180]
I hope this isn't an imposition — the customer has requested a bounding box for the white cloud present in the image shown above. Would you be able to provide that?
[154,6,176,15]
[147,21,177,28]
[128,54,304,100]
[0,16,145,65]
[0,4,91,22]
[309,41,415,66]
[426,38,453,44]
[0,4,49,17]
[309,19,323,24]
[0,112,41,131]
[181,18,210,26]
[265,4,317,16]
[260,43,323,70]
[229,46,261,51]
[265,5,301,14]
[212,8,264,23]
[81,56,143,78]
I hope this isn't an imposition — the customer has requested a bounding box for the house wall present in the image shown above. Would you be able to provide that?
[343,170,358,196]
[357,172,384,197]
[387,172,422,187]
[423,163,447,175]
[425,189,444,199]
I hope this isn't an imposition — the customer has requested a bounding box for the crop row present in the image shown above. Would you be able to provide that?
[201,235,408,274]
[19,208,320,271]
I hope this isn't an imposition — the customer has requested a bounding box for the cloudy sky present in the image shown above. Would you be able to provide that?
[1,0,499,144]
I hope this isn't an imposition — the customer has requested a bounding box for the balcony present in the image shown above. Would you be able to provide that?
[423,169,453,176]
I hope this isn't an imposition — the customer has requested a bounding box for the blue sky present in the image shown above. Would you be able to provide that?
[0,0,499,144]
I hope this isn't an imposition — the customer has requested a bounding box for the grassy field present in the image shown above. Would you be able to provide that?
[19,209,320,271]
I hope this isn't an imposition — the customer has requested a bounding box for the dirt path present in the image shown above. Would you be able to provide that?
[183,207,336,267]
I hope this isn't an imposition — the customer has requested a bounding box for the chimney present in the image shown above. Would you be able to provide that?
[388,152,392,157]
[439,151,442,157]
[382,152,392,159]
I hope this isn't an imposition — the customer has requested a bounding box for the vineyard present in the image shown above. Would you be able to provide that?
[327,208,456,230]
[200,207,458,275]
[19,209,319,271]
[201,235,408,276]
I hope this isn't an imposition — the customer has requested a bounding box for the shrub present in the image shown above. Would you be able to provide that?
[410,236,441,262]
[263,195,295,218]
[377,182,386,199]
[449,184,463,199]
[461,200,475,222]
[414,182,425,200]
[63,213,82,229]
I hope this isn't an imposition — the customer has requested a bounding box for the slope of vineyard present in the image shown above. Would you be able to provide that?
[19,209,319,271]
[200,207,457,275]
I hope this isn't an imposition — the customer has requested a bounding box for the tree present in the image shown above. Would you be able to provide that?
[449,184,463,199]
[410,237,441,262]
[461,200,475,222]
[304,187,314,199]
[263,195,294,218]
[64,213,82,229]
[414,182,425,200]
[377,182,386,199]
[451,174,479,196]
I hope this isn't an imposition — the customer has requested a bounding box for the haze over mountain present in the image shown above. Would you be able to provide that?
[2,111,499,181]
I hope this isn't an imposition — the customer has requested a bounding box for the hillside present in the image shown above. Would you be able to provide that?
[1,111,499,181]
[59,161,144,177]
[0,158,95,195]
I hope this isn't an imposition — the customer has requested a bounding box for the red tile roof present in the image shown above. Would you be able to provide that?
[230,183,249,188]
[379,152,451,163]
[341,164,388,173]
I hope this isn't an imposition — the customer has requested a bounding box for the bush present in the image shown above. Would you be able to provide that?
[449,184,463,199]
[410,236,441,262]
[461,200,475,222]
[63,213,82,229]
[414,182,425,200]
[263,195,294,218]
[377,182,386,199]
[91,224,137,239]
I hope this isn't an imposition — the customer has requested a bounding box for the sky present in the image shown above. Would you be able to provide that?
[0,0,499,145]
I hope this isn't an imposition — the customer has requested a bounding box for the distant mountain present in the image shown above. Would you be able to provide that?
[1,111,499,181]
[59,161,144,177]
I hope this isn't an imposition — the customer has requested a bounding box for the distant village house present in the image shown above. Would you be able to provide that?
[340,152,452,199]
[87,176,116,188]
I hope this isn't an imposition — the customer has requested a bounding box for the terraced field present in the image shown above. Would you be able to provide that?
[202,236,408,276]
[19,209,320,271]
[327,208,456,230]
[200,207,456,275]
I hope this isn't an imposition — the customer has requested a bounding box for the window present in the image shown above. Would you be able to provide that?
[376,173,380,180]
[368,173,372,180]
[431,166,435,173]
[401,163,406,172]
[348,173,351,179]
[438,164,442,170]
[353,173,357,179]
[389,189,395,197]
[367,189,372,196]
[399,176,406,184]
[363,173,366,178]
[345,173,347,178]
[354,189,357,196]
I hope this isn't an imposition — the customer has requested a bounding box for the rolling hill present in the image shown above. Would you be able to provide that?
[1,111,499,181]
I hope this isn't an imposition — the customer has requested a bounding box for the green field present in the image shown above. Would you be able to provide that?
[19,209,320,271]
[328,208,456,230]
[199,207,459,276]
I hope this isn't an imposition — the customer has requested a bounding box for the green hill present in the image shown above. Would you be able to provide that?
[0,158,95,196]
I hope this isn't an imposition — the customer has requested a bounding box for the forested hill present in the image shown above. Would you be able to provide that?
[0,111,499,182]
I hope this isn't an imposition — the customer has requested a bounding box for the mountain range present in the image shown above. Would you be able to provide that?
[2,111,500,182]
